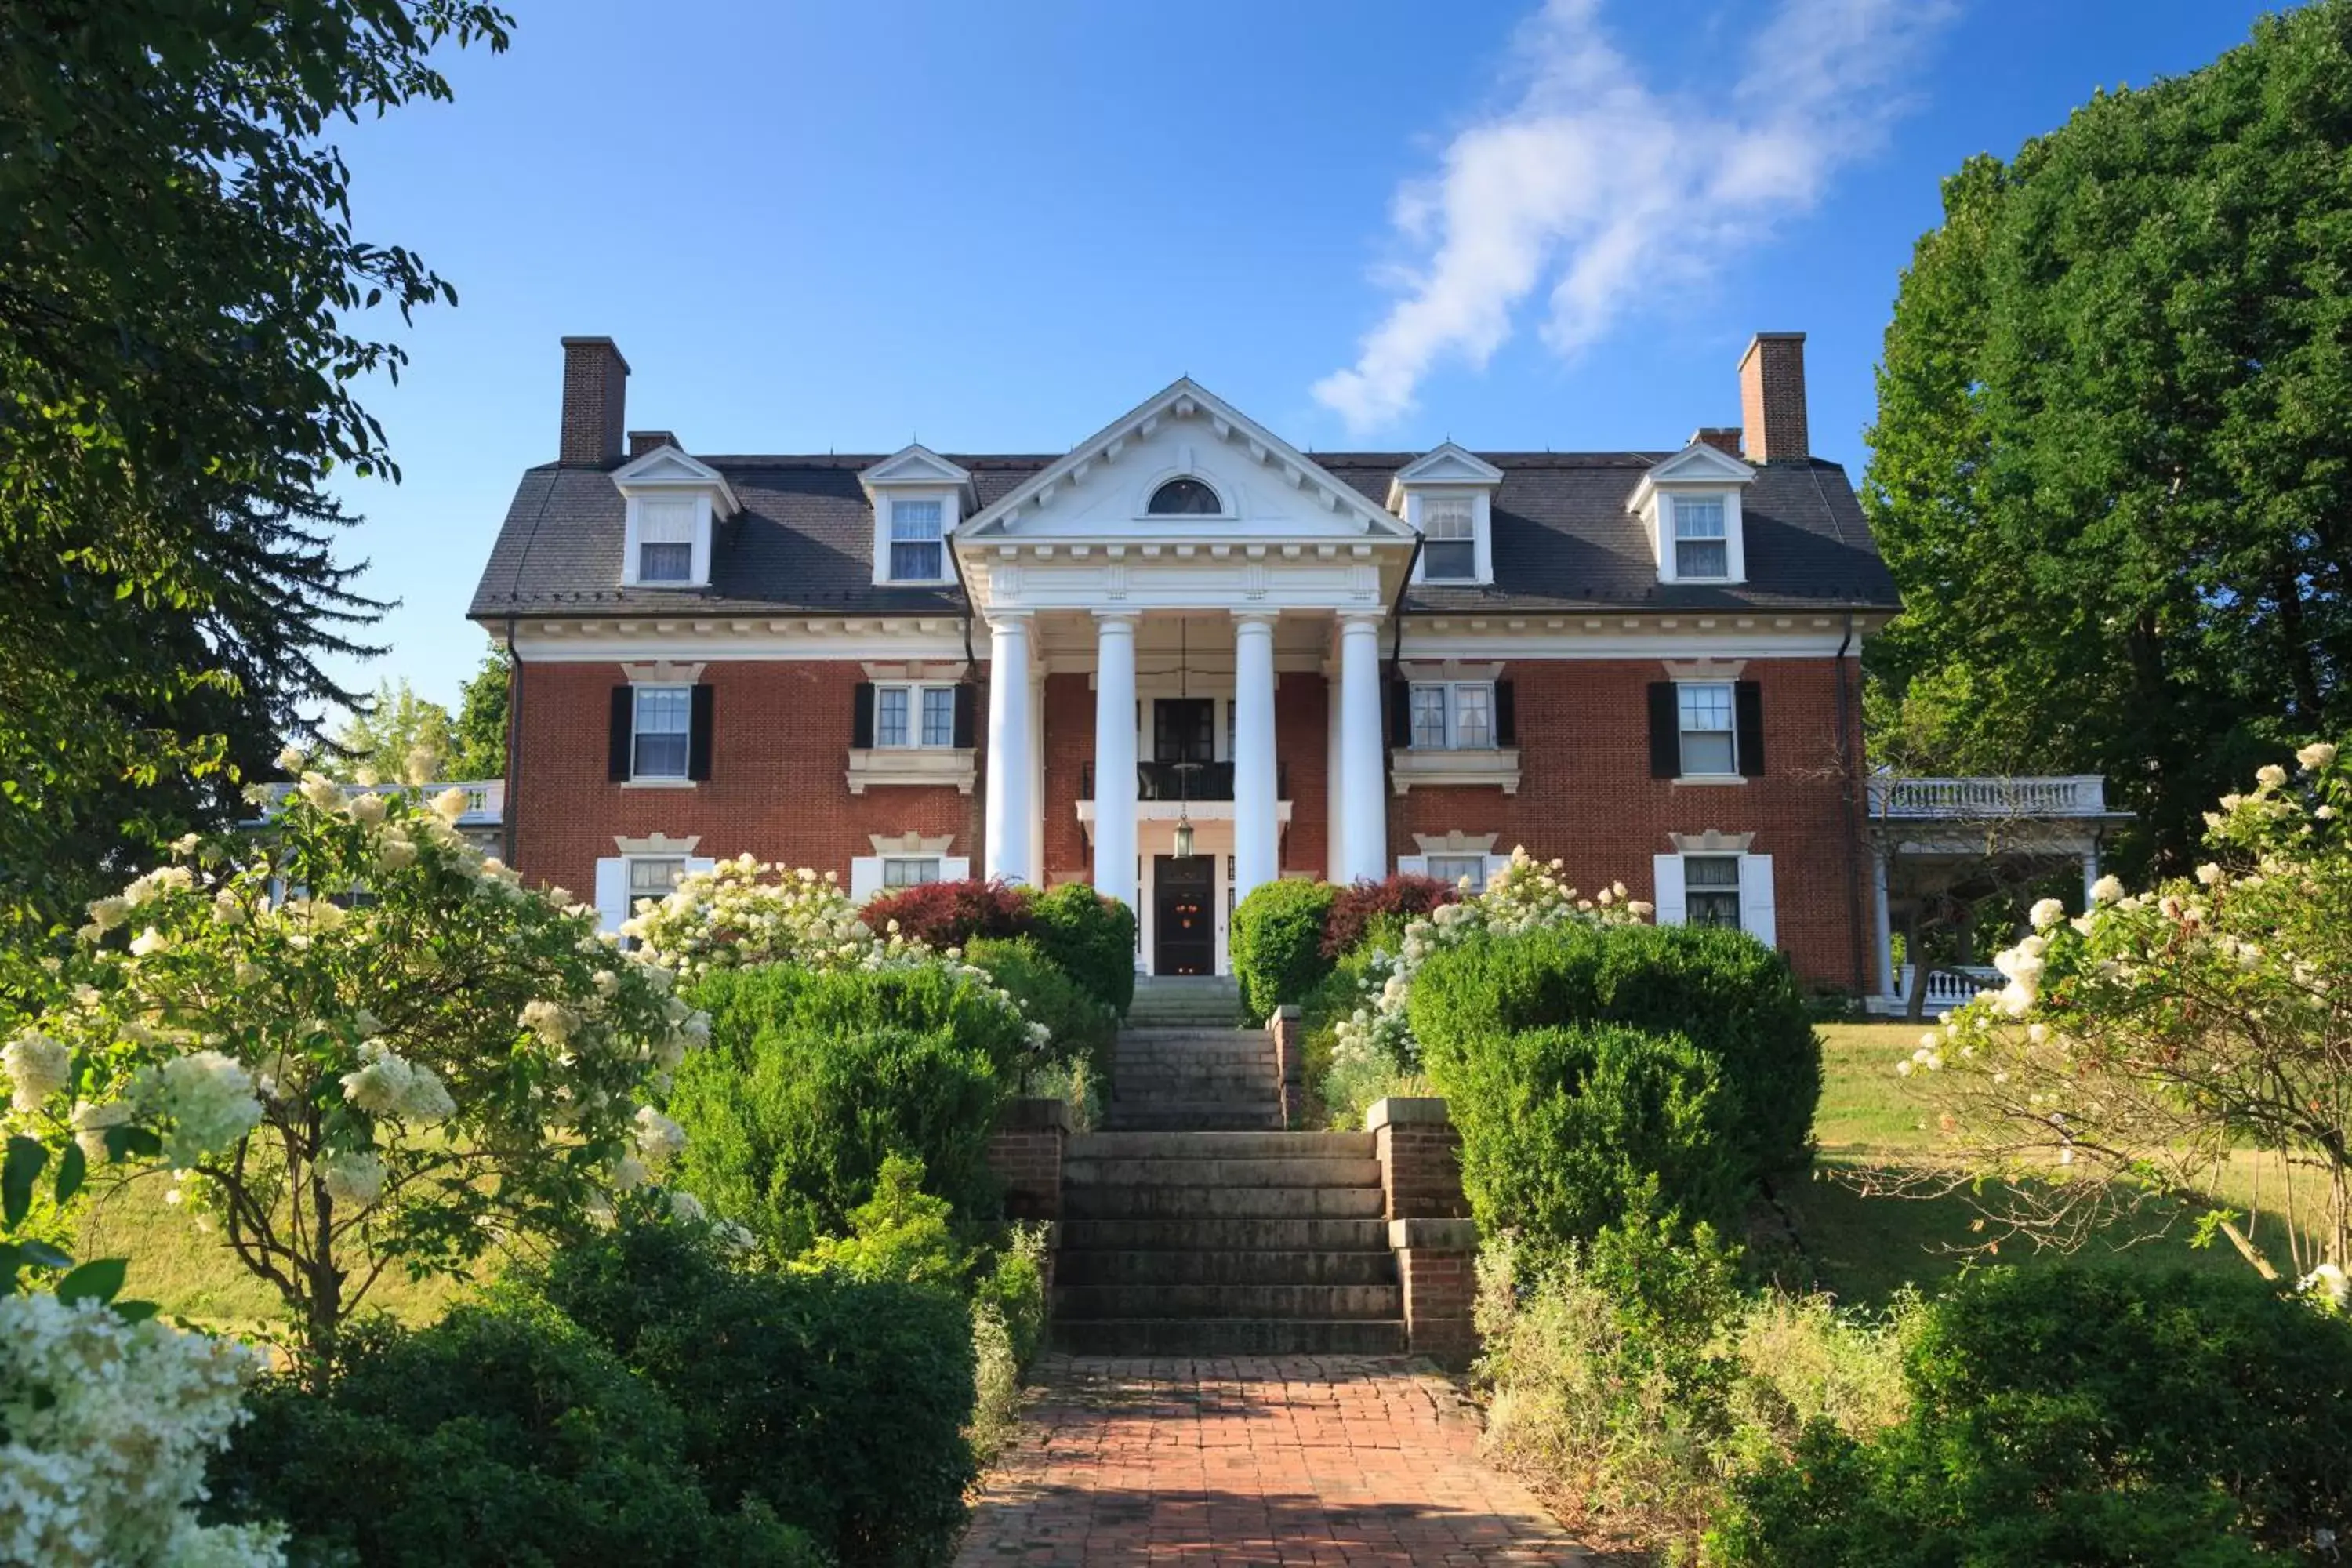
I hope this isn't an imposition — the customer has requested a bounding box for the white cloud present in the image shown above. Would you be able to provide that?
[1313,0,1955,432]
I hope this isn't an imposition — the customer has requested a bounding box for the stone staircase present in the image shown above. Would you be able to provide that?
[1054,983,1408,1356]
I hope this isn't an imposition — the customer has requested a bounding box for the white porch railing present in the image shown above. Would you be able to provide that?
[1868,775,2110,819]
[1867,964,1999,1016]
[247,779,504,828]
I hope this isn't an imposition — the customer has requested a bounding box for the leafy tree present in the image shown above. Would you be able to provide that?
[450,644,510,780]
[0,2,511,946]
[1866,2,2352,870]
[321,677,456,784]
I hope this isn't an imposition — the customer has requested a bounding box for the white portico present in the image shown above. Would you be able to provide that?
[948,379,1417,974]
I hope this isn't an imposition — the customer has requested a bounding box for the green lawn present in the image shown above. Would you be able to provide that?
[1791,1022,2305,1307]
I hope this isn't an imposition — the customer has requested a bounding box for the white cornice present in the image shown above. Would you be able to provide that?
[1629,441,1755,512]
[860,443,973,499]
[612,447,740,515]
[1386,442,1504,511]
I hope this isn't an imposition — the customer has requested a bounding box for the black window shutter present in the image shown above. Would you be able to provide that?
[1387,679,1411,747]
[608,687,633,782]
[851,681,876,749]
[688,684,715,782]
[1494,679,1516,746]
[952,683,976,749]
[1646,682,1679,779]
[1735,681,1765,777]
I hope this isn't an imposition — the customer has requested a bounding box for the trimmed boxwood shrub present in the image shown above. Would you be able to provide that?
[674,964,1033,1250]
[1409,920,1820,1178]
[968,934,1114,1080]
[1322,873,1459,957]
[1230,879,1338,1020]
[539,1217,976,1568]
[212,1292,825,1566]
[1715,1267,2352,1566]
[861,876,1029,949]
[1027,882,1138,1015]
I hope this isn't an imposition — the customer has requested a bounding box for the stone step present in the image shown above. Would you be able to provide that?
[1055,1282,1403,1320]
[1063,1183,1385,1220]
[1098,1107,1283,1132]
[1061,1217,1393,1252]
[1069,1131,1374,1160]
[1051,1318,1406,1356]
[1106,1076,1272,1098]
[1116,1026,1257,1043]
[1055,1250,1399,1287]
[1062,1156,1383,1189]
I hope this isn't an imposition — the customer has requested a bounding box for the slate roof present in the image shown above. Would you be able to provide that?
[467,450,1900,622]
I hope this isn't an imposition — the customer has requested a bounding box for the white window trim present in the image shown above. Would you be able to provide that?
[1406,488,1494,586]
[1675,679,1740,780]
[593,851,716,936]
[872,488,960,586]
[630,683,694,783]
[1651,850,1776,947]
[1652,489,1746,586]
[1396,850,1512,888]
[849,850,971,902]
[872,681,960,750]
[620,492,714,589]
[1409,680,1498,751]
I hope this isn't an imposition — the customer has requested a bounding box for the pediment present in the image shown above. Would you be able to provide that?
[612,446,739,513]
[1387,442,1503,508]
[960,379,1413,545]
[1636,440,1755,493]
[861,443,971,493]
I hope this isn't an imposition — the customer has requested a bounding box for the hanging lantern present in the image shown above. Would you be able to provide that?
[1173,809,1195,861]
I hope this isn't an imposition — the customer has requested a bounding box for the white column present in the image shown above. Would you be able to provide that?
[1232,611,1280,902]
[1091,613,1139,913]
[1324,664,1346,882]
[2081,842,2101,909]
[1338,612,1388,884]
[982,612,1035,884]
[1872,844,1896,1000]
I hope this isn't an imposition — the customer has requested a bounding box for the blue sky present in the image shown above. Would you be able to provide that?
[324,0,2285,717]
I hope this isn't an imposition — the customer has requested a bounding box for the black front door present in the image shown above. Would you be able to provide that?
[1154,855,1215,976]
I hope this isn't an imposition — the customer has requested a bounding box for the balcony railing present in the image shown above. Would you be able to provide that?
[1869,964,2000,1014]
[1867,775,2111,820]
[1080,760,1288,802]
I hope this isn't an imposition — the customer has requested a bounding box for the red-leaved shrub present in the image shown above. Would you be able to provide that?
[863,877,1033,950]
[1321,874,1461,957]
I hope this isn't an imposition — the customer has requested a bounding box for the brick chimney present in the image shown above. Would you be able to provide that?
[1690,426,1743,457]
[558,336,630,466]
[1737,332,1808,463]
[628,430,681,458]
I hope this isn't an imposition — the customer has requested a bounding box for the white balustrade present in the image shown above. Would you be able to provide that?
[1867,775,2110,819]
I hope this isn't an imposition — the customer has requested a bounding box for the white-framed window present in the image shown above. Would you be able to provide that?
[1410,681,1496,750]
[888,499,944,581]
[1426,854,1489,891]
[626,856,686,905]
[873,683,959,749]
[637,499,696,583]
[1677,682,1737,777]
[632,686,692,780]
[882,856,942,888]
[1673,495,1729,579]
[1422,497,1477,581]
[1683,855,1741,927]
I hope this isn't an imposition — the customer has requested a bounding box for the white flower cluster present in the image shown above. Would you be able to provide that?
[0,1293,285,1568]
[5,1031,71,1114]
[1328,848,1652,1087]
[338,1042,455,1124]
[318,1149,387,1210]
[128,1052,263,1169]
[623,856,928,979]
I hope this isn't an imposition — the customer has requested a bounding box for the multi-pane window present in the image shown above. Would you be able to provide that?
[1422,497,1477,581]
[1409,682,1497,750]
[632,686,691,779]
[1684,855,1742,928]
[882,857,942,887]
[874,684,958,749]
[889,499,944,580]
[1674,496,1729,579]
[627,857,685,904]
[1426,855,1488,891]
[1677,682,1737,776]
[637,499,695,583]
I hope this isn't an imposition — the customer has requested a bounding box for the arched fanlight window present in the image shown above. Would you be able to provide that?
[1146,477,1222,515]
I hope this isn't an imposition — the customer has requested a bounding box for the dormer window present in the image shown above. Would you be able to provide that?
[890,499,944,581]
[612,445,736,591]
[1147,477,1221,515]
[637,499,695,583]
[1672,495,1729,579]
[1389,445,1503,588]
[1422,497,1478,581]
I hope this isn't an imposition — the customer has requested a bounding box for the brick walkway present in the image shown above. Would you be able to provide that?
[953,1356,1593,1565]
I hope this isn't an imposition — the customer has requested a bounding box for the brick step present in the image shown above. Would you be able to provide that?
[1061,1217,1392,1251]
[1051,1318,1406,1356]
[1055,1250,1399,1287]
[1062,1156,1384,1189]
[1063,1183,1385,1220]
[1098,1107,1283,1131]
[1116,1028,1258,1044]
[1114,1042,1270,1059]
[1055,1282,1403,1320]
[1105,1077,1273,1098]
[1069,1131,1374,1160]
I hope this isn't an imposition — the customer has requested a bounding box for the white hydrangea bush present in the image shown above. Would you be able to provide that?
[2,757,710,1372]
[1904,742,2351,1288]
[622,855,935,980]
[1327,848,1653,1092]
[0,1292,284,1568]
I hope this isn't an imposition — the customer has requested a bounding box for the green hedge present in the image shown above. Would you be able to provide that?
[1230,879,1338,1021]
[539,1217,976,1568]
[968,935,1114,1082]
[1027,882,1138,1016]
[1408,921,1820,1178]
[214,1292,825,1566]
[1716,1267,2352,1566]
[674,964,1031,1251]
